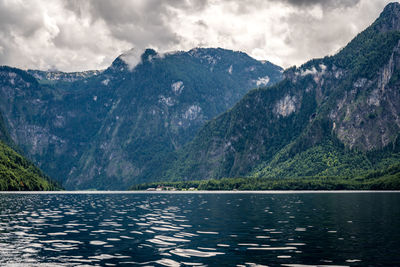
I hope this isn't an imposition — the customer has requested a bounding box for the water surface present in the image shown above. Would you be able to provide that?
[0,191,399,266]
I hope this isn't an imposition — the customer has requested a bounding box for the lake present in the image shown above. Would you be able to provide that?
[0,191,399,266]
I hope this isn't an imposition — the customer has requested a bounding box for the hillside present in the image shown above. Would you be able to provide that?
[153,2,400,188]
[0,112,61,191]
[0,141,61,190]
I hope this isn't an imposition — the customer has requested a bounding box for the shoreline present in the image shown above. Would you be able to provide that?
[1,190,399,194]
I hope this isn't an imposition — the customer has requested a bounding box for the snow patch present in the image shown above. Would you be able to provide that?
[255,76,270,87]
[102,79,110,86]
[228,65,233,74]
[171,81,184,95]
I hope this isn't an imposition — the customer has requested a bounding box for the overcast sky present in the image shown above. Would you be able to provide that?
[0,0,392,72]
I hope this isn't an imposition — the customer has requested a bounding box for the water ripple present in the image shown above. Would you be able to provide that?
[0,192,397,266]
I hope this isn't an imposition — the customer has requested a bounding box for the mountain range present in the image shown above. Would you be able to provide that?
[0,48,282,189]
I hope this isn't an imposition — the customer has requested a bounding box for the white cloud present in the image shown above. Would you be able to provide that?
[301,67,318,76]
[0,0,390,72]
[119,48,145,70]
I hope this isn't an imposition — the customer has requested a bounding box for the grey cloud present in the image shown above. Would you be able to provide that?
[220,0,362,15]
[66,0,208,25]
[0,0,391,71]
[196,20,208,28]
[65,0,183,48]
[277,0,387,67]
[0,1,46,68]
[0,2,42,37]
[281,0,361,8]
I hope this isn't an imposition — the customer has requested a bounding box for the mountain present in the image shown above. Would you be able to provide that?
[0,48,282,189]
[28,69,102,83]
[153,2,400,188]
[0,65,111,188]
[0,111,61,191]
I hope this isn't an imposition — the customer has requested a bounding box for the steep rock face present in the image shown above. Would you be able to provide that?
[162,71,319,180]
[66,48,282,189]
[0,66,113,183]
[161,3,400,182]
[329,41,400,150]
[0,112,13,146]
[0,48,282,189]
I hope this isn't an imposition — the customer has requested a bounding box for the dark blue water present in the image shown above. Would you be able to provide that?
[0,192,399,266]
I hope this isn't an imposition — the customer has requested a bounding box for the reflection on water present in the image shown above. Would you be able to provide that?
[0,192,399,266]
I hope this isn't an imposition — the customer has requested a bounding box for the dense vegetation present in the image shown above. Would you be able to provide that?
[130,162,400,191]
[0,141,61,191]
[132,132,400,191]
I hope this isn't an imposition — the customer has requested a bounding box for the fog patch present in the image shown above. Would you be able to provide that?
[119,48,145,71]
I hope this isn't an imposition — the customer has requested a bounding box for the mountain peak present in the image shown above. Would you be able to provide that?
[374,2,400,33]
[117,48,147,70]
[383,2,400,12]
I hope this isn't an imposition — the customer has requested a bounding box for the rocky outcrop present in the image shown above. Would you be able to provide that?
[330,40,400,150]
